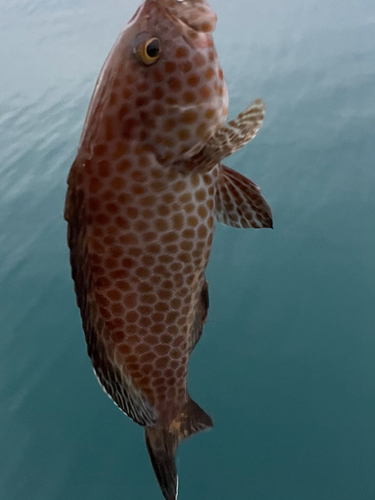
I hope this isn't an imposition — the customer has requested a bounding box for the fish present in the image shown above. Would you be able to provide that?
[64,1,272,499]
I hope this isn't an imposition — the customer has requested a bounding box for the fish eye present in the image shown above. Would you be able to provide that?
[136,37,161,65]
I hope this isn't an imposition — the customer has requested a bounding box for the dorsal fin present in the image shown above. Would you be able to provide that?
[215,164,273,228]
[177,98,266,173]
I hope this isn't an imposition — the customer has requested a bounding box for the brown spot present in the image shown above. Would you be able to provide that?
[162,232,178,244]
[152,312,165,323]
[172,213,184,230]
[105,257,118,269]
[163,118,176,132]
[89,197,100,212]
[111,177,125,190]
[116,280,130,291]
[131,184,145,194]
[150,322,163,335]
[134,220,148,232]
[152,86,164,99]
[153,103,165,116]
[95,213,110,225]
[146,243,161,254]
[126,311,139,323]
[179,252,191,264]
[119,343,131,355]
[201,21,213,32]
[179,192,191,203]
[170,348,181,359]
[136,96,150,107]
[155,218,169,231]
[171,298,181,309]
[112,303,124,315]
[197,224,208,238]
[95,276,111,288]
[143,231,157,242]
[115,216,129,229]
[204,197,213,211]
[106,203,118,215]
[198,205,208,218]
[182,91,196,104]
[123,88,132,99]
[126,206,138,218]
[204,67,215,80]
[157,205,170,217]
[155,356,169,369]
[182,228,195,239]
[107,289,122,301]
[124,293,137,308]
[159,289,172,301]
[175,46,188,58]
[178,128,190,141]
[187,74,200,87]
[155,344,170,355]
[111,330,125,343]
[151,69,163,82]
[205,109,215,120]
[89,177,102,194]
[141,293,157,304]
[93,144,108,156]
[164,61,176,73]
[117,158,131,173]
[200,86,211,99]
[111,269,128,280]
[122,118,139,139]
[128,247,142,257]
[180,240,193,252]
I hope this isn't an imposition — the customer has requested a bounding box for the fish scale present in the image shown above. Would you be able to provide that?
[65,1,272,499]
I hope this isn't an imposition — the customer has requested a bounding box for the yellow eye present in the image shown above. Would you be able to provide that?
[137,37,161,65]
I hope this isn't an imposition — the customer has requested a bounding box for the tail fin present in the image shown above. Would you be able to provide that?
[145,428,178,500]
[145,396,213,500]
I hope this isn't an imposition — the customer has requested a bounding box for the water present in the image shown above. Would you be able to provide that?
[1,1,374,499]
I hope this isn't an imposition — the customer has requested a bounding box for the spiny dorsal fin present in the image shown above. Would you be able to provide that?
[179,98,266,173]
[215,164,273,229]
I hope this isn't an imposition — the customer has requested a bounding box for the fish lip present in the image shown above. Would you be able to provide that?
[140,0,214,40]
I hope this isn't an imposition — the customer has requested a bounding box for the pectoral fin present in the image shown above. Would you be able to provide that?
[206,98,266,163]
[215,164,273,228]
[180,99,266,173]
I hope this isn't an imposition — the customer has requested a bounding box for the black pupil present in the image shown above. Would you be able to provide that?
[146,39,160,58]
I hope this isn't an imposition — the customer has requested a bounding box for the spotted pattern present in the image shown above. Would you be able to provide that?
[65,0,272,498]
[68,139,218,423]
[82,1,228,167]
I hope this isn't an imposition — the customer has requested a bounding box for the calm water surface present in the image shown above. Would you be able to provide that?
[1,1,374,499]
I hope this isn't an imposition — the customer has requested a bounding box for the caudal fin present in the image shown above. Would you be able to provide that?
[145,428,178,500]
[145,396,213,500]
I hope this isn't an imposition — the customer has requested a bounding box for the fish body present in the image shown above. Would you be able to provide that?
[65,1,272,499]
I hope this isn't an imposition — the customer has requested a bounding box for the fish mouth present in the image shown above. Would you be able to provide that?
[142,0,217,35]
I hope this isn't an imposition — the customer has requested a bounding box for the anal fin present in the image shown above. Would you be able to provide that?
[215,164,273,228]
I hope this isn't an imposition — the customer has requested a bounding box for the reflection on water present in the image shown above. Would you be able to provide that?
[0,0,374,499]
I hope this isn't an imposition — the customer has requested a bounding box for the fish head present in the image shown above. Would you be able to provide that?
[82,0,228,163]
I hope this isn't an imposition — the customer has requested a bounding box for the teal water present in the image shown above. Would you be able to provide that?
[1,0,374,499]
